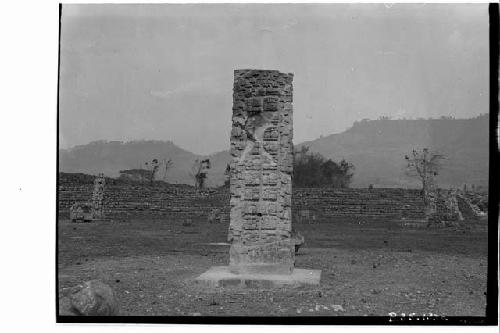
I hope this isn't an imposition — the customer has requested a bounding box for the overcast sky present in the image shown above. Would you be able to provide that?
[59,3,489,155]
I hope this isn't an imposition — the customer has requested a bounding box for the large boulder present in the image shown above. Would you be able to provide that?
[69,280,118,316]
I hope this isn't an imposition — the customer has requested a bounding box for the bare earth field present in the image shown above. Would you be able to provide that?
[57,217,488,317]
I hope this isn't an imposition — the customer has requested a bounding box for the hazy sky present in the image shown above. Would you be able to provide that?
[59,3,489,155]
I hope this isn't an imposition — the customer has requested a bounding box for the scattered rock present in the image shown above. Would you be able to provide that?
[69,280,118,316]
[330,304,345,312]
[59,296,77,316]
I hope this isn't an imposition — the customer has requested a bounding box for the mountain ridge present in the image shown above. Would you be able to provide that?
[59,115,489,188]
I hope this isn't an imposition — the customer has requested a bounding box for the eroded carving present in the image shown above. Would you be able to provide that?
[228,69,295,274]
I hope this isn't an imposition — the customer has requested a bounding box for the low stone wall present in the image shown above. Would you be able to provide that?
[292,188,425,220]
[58,174,228,220]
[58,173,430,221]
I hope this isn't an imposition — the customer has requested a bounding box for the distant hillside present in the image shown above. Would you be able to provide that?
[299,114,489,188]
[59,140,230,187]
[59,115,489,188]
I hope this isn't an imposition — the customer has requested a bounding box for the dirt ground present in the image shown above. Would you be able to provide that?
[57,216,488,317]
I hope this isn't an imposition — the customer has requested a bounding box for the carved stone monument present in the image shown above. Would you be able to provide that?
[91,173,106,220]
[444,188,464,222]
[424,175,437,223]
[196,70,321,287]
[228,69,295,274]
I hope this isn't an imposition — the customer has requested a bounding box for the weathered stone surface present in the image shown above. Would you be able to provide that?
[69,202,93,222]
[440,189,464,222]
[69,280,118,316]
[208,208,222,223]
[196,266,321,288]
[422,175,438,225]
[457,190,487,218]
[59,174,434,221]
[228,69,295,275]
[91,174,106,219]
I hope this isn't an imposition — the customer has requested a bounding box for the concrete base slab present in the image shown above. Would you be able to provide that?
[195,266,321,288]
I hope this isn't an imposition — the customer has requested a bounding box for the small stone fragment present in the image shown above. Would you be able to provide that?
[331,304,345,312]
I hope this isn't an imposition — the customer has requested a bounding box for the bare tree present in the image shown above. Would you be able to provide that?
[150,159,160,184]
[404,148,445,190]
[191,158,211,189]
[162,158,173,181]
[144,158,160,185]
[223,163,231,187]
[405,148,445,223]
[143,161,150,184]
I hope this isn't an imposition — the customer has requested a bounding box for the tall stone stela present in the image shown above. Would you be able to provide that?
[92,174,106,220]
[228,69,295,274]
[196,69,320,287]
